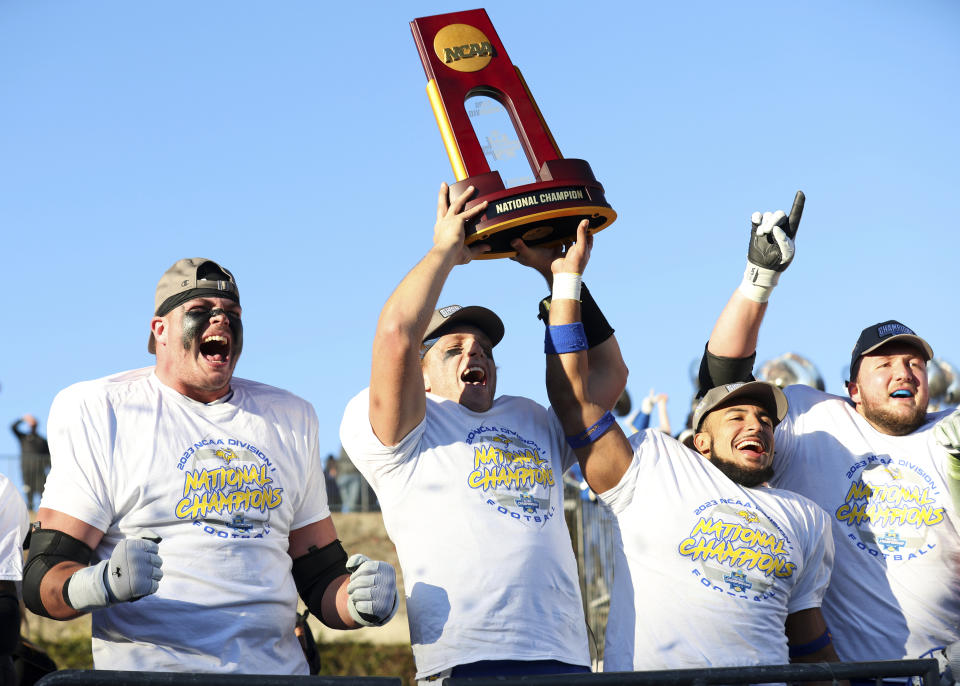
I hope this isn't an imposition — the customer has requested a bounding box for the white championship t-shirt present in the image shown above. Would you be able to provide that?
[770,384,960,661]
[41,368,330,674]
[340,389,590,679]
[600,429,833,672]
[0,474,29,584]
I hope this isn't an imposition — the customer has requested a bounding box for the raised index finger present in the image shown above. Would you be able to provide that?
[786,190,805,239]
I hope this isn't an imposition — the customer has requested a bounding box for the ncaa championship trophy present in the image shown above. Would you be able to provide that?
[411,9,617,259]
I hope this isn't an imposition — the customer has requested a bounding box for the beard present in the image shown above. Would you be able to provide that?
[711,455,774,488]
[860,399,927,436]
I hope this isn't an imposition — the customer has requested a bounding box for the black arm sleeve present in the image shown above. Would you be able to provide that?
[537,283,614,348]
[292,539,349,627]
[697,342,756,398]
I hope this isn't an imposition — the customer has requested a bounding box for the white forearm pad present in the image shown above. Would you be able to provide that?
[737,262,781,303]
[65,560,110,611]
[552,272,582,301]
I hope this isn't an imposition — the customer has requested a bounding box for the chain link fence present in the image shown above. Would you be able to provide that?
[565,477,617,668]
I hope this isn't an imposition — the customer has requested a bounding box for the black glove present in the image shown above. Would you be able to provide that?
[738,190,804,302]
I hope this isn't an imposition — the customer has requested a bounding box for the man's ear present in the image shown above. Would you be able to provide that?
[693,431,711,457]
[151,316,166,349]
[422,366,431,393]
[847,381,860,404]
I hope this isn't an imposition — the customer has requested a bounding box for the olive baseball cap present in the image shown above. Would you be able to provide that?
[847,320,933,382]
[148,258,240,353]
[692,381,788,431]
[421,305,504,350]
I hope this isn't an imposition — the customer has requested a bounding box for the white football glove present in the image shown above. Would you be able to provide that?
[66,538,163,611]
[934,409,960,457]
[345,553,399,627]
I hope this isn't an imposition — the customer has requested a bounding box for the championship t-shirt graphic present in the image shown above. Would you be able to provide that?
[175,436,284,538]
[834,456,945,562]
[463,423,557,528]
[682,497,797,601]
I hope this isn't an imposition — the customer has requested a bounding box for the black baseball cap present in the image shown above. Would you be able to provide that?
[847,320,933,382]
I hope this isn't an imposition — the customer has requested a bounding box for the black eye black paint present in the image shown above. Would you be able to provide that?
[180,310,207,349]
[181,307,243,356]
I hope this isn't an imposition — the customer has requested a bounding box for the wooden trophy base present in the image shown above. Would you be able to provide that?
[450,159,617,260]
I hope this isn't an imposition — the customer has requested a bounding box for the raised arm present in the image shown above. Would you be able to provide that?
[702,192,804,387]
[543,222,633,493]
[368,184,488,446]
[655,394,671,435]
[512,236,628,411]
[584,320,629,412]
[625,391,653,435]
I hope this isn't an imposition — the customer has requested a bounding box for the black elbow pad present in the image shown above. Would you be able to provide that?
[697,342,756,397]
[292,539,349,621]
[22,528,93,618]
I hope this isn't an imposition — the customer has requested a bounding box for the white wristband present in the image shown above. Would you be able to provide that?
[65,560,111,611]
[552,272,582,301]
[737,262,780,303]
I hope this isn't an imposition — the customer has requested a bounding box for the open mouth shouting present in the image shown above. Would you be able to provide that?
[733,435,768,461]
[461,365,487,386]
[179,303,243,371]
[200,334,231,365]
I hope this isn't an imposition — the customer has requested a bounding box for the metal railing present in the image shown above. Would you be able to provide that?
[446,659,941,685]
[565,479,616,664]
[36,672,401,685]
[33,660,942,686]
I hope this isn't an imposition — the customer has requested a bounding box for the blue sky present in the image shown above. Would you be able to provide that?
[1,1,957,488]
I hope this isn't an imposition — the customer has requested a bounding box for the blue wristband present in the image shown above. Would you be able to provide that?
[566,411,616,449]
[788,629,832,658]
[545,323,587,354]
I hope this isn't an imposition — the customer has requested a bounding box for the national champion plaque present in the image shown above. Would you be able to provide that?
[411,9,617,259]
